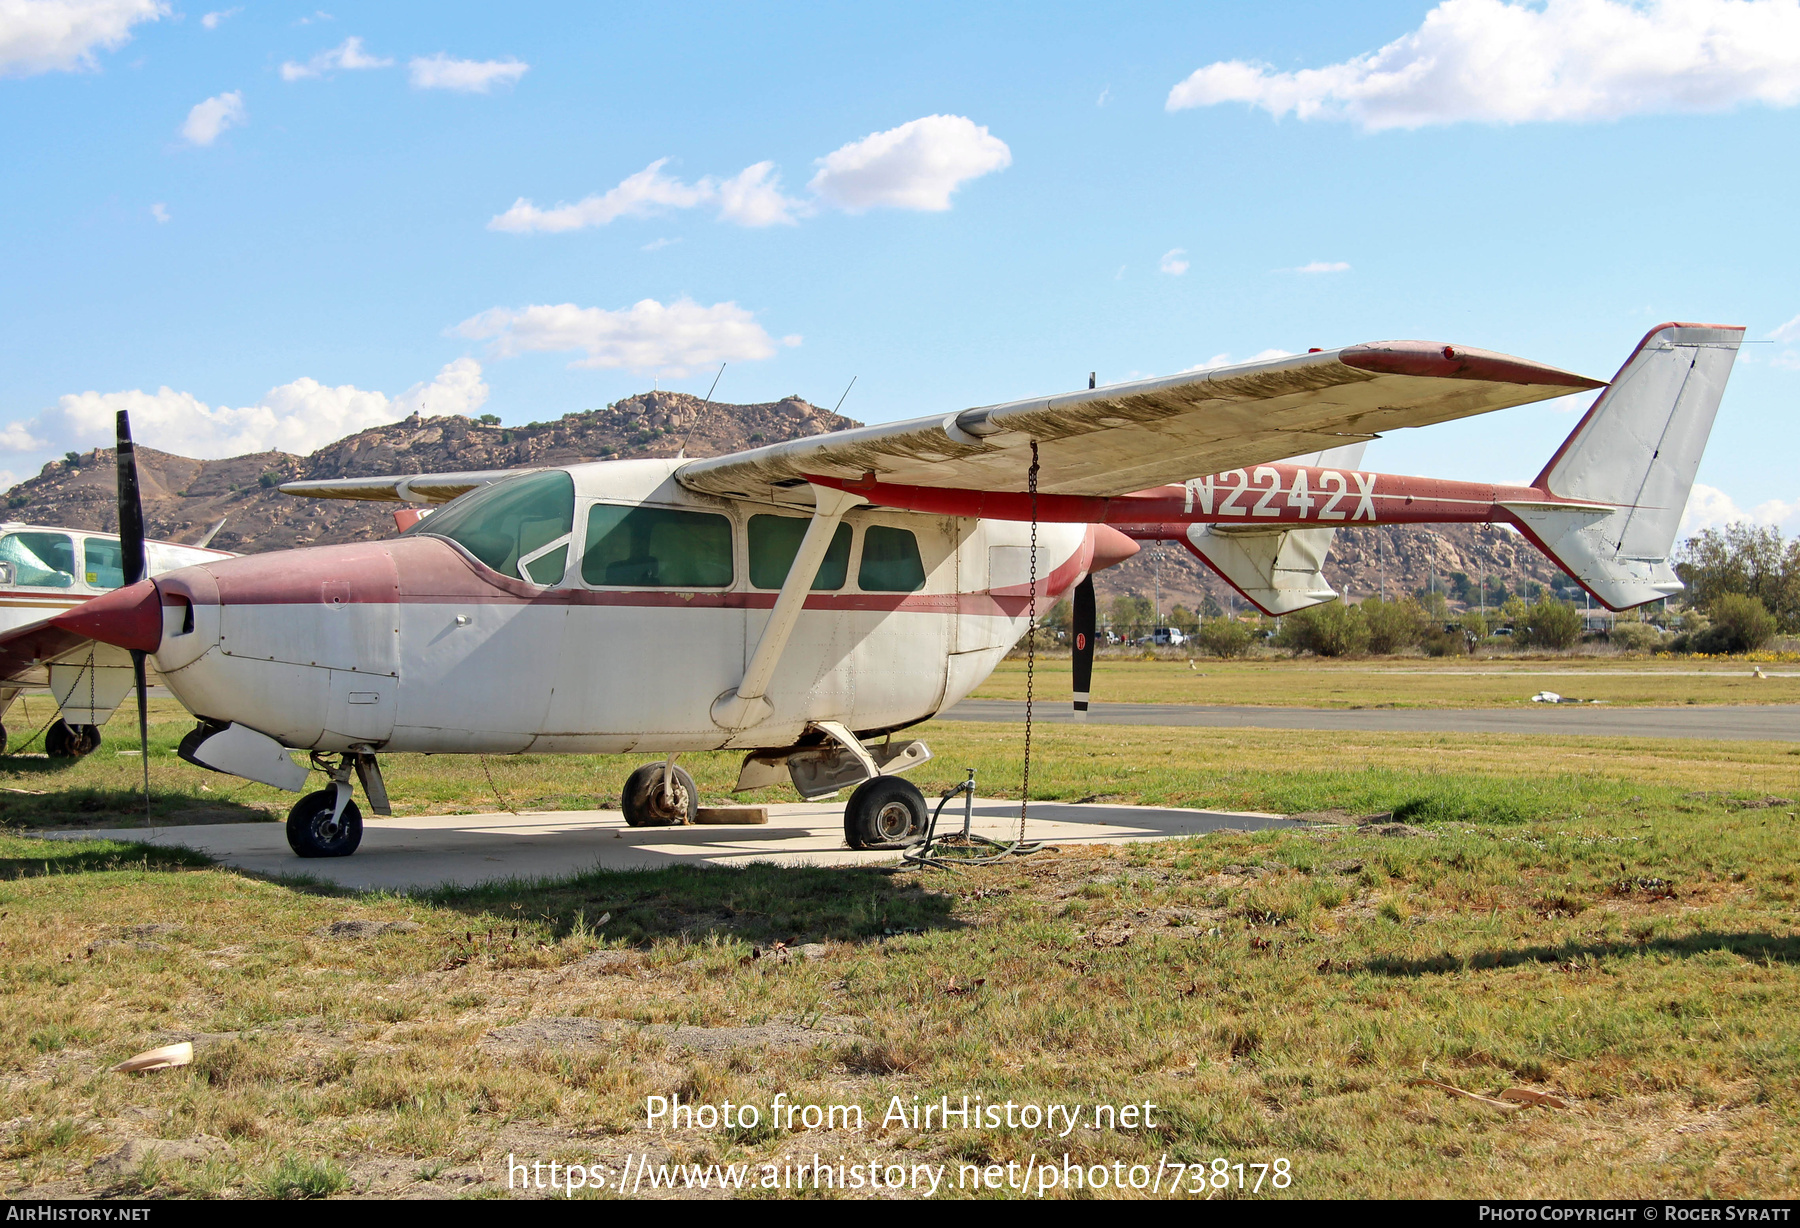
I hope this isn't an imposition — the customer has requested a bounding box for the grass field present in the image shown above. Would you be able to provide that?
[971,656,1800,708]
[2,686,1798,1198]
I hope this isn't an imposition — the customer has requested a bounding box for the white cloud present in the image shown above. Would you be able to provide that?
[407,53,528,93]
[1291,261,1351,274]
[642,237,680,251]
[1680,482,1800,536]
[1097,86,1111,106]
[200,7,238,29]
[490,158,805,232]
[488,159,712,233]
[0,0,164,77]
[280,35,391,81]
[0,360,488,462]
[808,114,1011,211]
[1182,348,1296,373]
[150,202,168,223]
[715,161,807,227]
[180,90,245,146]
[454,300,797,377]
[1159,248,1189,276]
[1768,314,1800,368]
[1167,0,1800,131]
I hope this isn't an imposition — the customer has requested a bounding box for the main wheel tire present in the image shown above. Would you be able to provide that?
[0,723,9,755]
[843,776,928,850]
[286,789,364,858]
[44,719,77,758]
[45,720,101,759]
[621,762,698,827]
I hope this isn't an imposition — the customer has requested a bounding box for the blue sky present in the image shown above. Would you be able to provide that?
[1,0,1796,532]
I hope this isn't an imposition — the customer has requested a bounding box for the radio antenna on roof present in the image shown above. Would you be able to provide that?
[675,363,727,459]
[831,375,858,416]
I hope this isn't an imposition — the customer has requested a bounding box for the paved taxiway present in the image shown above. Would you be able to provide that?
[55,799,1297,892]
[941,700,1800,740]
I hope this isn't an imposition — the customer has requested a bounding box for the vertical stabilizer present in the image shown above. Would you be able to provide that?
[1504,323,1742,610]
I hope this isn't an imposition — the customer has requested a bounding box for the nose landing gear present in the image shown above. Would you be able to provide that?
[287,751,387,857]
[286,788,364,858]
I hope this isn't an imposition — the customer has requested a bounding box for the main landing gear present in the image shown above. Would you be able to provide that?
[843,775,928,851]
[45,719,101,759]
[622,760,698,826]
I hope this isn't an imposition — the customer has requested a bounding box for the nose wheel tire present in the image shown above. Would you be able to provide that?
[843,776,928,850]
[45,720,101,759]
[621,762,698,827]
[286,789,364,858]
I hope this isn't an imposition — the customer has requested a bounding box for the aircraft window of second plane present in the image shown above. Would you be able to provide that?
[0,532,78,588]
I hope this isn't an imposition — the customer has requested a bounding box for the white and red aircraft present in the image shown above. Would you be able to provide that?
[2,324,1738,859]
[0,520,229,755]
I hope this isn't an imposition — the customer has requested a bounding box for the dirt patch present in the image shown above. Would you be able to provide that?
[314,920,421,939]
[480,1015,861,1055]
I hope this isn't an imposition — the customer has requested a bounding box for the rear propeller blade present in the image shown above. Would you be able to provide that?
[116,411,151,820]
[1072,575,1095,719]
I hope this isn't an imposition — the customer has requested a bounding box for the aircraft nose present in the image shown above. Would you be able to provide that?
[1086,524,1140,573]
[51,578,162,651]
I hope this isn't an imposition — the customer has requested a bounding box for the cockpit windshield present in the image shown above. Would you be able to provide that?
[404,471,575,585]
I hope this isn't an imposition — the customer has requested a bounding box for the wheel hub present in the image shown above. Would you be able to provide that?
[874,800,913,841]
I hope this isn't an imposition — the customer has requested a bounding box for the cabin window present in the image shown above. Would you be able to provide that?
[0,532,76,588]
[582,505,733,588]
[407,470,575,583]
[83,537,125,589]
[747,515,852,591]
[857,525,926,592]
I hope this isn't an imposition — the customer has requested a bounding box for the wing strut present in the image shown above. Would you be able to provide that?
[710,486,867,731]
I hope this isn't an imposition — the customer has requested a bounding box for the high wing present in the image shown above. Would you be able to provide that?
[677,342,1601,501]
[274,342,1601,508]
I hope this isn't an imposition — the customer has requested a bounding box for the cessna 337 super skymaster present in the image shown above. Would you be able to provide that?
[0,325,1737,860]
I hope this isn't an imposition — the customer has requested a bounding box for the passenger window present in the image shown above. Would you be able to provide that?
[0,532,76,588]
[747,515,852,590]
[84,538,125,589]
[857,525,926,592]
[582,505,733,588]
[406,470,575,584]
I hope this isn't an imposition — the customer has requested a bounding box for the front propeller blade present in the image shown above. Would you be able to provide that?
[116,410,151,820]
[1072,575,1095,719]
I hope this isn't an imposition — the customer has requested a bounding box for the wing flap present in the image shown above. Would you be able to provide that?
[677,342,1601,501]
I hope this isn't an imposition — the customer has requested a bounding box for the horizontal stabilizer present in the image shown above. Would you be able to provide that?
[1184,524,1339,616]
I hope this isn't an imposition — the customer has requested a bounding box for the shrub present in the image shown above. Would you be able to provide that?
[1690,593,1777,654]
[1362,597,1428,654]
[1276,601,1369,657]
[1608,620,1665,653]
[1518,596,1584,650]
[1196,618,1254,658]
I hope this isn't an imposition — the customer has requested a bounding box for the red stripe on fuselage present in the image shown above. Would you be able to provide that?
[155,533,1087,617]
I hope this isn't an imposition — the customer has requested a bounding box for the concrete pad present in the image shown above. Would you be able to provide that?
[48,798,1295,892]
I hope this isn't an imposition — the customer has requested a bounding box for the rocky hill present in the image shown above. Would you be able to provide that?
[1,391,1566,608]
[2,391,856,553]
